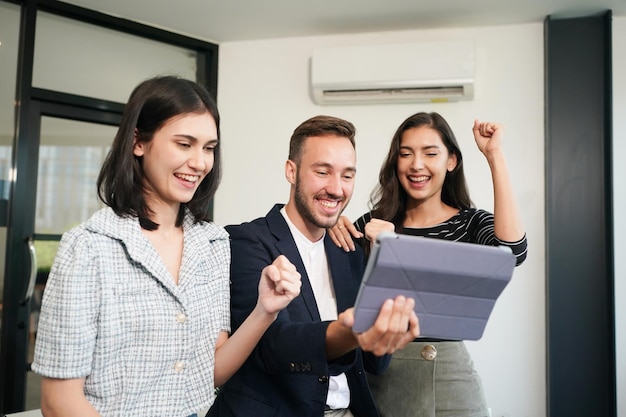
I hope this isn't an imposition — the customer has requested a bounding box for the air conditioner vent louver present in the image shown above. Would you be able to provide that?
[321,86,468,103]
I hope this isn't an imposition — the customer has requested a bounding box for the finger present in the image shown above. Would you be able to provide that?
[339,307,355,328]
[473,119,481,133]
[261,264,283,296]
[335,230,352,252]
[279,267,301,287]
[328,227,344,248]
[390,297,416,350]
[340,224,360,252]
[276,278,301,299]
[368,219,395,232]
[328,226,341,242]
[481,122,499,138]
[385,295,408,333]
[408,311,420,338]
[365,226,389,244]
[358,299,395,353]
[262,263,280,282]
[398,296,415,331]
[330,216,360,252]
[364,220,391,243]
[273,254,297,273]
[337,225,353,251]
[360,298,393,335]
[345,222,363,239]
[276,257,301,286]
[394,311,420,350]
[273,280,286,295]
[377,296,411,352]
[268,256,300,294]
[376,298,395,324]
[479,123,490,137]
[490,123,503,138]
[375,296,416,354]
[485,123,495,136]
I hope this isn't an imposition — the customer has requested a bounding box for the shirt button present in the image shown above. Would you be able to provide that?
[175,313,187,323]
[421,344,438,361]
[174,361,186,372]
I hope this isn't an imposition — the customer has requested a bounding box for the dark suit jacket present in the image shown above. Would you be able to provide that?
[207,204,389,417]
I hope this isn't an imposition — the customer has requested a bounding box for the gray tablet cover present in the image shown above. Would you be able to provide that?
[352,232,516,340]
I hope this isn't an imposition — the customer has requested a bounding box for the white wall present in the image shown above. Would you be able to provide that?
[613,15,626,417]
[215,23,545,417]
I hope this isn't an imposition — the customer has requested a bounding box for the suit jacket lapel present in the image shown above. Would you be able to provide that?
[325,234,359,313]
[267,205,322,321]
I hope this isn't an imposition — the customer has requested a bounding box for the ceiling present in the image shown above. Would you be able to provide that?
[63,0,626,43]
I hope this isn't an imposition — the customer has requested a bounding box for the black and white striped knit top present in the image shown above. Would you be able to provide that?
[354,208,528,266]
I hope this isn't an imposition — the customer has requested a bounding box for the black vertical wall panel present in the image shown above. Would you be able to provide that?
[545,12,615,417]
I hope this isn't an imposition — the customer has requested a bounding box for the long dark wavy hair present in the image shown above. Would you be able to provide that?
[370,112,473,227]
[97,76,221,230]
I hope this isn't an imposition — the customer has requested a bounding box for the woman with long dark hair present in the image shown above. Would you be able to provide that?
[330,112,527,417]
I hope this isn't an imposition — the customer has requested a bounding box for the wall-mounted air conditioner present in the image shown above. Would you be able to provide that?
[310,40,475,105]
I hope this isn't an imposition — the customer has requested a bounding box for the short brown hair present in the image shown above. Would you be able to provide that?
[288,115,356,163]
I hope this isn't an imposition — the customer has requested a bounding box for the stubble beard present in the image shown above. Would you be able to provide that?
[294,176,343,229]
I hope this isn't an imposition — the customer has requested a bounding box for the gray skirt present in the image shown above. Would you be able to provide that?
[367,341,489,417]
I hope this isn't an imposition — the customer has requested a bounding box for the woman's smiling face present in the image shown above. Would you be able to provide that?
[396,125,457,205]
[133,112,218,211]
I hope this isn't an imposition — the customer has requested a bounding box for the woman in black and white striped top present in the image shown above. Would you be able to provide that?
[330,112,527,417]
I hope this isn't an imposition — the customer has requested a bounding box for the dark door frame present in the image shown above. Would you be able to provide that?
[545,11,616,417]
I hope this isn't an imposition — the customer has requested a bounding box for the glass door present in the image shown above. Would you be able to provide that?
[1,96,122,413]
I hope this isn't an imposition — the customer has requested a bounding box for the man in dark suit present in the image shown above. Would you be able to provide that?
[208,115,419,417]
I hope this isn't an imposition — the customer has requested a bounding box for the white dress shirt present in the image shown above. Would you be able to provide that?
[281,208,350,409]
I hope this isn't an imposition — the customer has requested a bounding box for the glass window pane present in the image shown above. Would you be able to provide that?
[36,117,116,234]
[33,11,197,102]
[0,0,19,316]
[0,1,19,178]
[33,240,60,275]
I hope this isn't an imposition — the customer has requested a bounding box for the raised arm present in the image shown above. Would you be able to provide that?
[214,255,301,387]
[226,223,339,376]
[472,120,525,242]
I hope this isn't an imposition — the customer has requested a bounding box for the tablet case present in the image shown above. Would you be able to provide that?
[352,232,516,340]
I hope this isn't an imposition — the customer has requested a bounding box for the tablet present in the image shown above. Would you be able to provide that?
[352,232,516,340]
